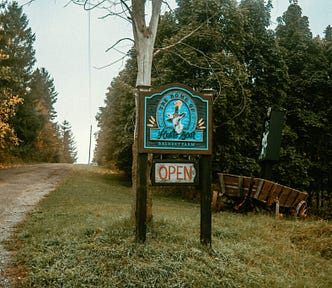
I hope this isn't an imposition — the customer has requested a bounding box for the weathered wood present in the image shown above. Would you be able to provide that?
[200,155,211,246]
[268,183,283,206]
[252,179,264,199]
[217,173,308,217]
[257,180,274,202]
[278,186,292,206]
[238,176,244,197]
[136,153,148,243]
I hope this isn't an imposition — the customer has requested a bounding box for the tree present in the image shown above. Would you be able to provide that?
[28,67,59,161]
[276,2,332,217]
[70,0,163,222]
[0,2,62,163]
[95,60,136,173]
[1,1,36,159]
[59,120,78,163]
[0,8,23,152]
[30,68,57,122]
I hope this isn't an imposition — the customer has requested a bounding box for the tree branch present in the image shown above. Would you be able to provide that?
[105,37,134,53]
[21,0,35,6]
[93,54,128,70]
[153,12,217,57]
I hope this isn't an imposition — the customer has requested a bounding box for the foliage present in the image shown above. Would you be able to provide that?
[94,0,332,218]
[94,58,136,175]
[275,2,332,215]
[0,1,70,164]
[0,89,23,149]
[0,3,23,151]
[58,120,78,163]
[6,167,332,287]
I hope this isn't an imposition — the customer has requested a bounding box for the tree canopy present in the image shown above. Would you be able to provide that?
[95,0,332,218]
[0,1,77,164]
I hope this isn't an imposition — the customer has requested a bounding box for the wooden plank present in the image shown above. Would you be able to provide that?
[286,189,299,207]
[267,184,283,206]
[243,177,253,196]
[256,180,274,202]
[224,174,241,197]
[238,176,244,197]
[290,191,308,208]
[252,179,264,199]
[278,186,292,206]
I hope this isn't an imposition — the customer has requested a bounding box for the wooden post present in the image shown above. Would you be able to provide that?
[275,198,280,219]
[135,86,150,243]
[136,153,148,242]
[200,154,212,246]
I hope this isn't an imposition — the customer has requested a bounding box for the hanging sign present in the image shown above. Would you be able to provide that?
[139,84,212,154]
[152,160,199,185]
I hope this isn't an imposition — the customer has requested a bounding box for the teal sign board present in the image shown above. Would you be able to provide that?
[139,84,212,154]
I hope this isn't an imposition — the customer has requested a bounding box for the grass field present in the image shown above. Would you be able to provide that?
[4,165,332,287]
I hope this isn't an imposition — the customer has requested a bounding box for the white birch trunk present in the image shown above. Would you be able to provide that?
[131,0,162,222]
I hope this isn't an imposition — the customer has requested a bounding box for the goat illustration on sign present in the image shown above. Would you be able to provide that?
[167,100,186,134]
[141,85,211,153]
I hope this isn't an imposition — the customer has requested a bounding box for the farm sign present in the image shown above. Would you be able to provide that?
[136,84,213,246]
[139,84,212,154]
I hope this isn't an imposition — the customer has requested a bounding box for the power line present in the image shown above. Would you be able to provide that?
[87,7,93,165]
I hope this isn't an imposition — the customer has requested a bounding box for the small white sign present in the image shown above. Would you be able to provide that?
[154,162,197,184]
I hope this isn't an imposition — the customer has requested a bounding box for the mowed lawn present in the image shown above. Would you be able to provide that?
[5,165,332,288]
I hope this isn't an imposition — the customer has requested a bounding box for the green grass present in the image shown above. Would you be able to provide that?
[4,166,332,288]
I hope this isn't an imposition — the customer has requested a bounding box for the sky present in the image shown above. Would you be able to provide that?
[16,0,332,164]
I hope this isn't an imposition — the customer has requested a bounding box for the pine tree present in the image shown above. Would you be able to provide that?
[1,1,36,159]
[29,68,60,161]
[0,2,23,156]
[276,1,331,205]
[59,120,77,164]
[95,69,135,174]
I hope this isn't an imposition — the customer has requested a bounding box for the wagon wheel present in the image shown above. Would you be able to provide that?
[295,200,307,219]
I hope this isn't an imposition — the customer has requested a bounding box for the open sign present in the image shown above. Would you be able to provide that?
[153,161,198,185]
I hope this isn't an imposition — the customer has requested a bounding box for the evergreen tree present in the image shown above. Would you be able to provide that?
[95,65,136,174]
[1,1,36,158]
[94,0,332,217]
[59,120,77,164]
[0,4,23,154]
[276,1,331,213]
[30,68,57,122]
[1,1,35,93]
[29,68,59,161]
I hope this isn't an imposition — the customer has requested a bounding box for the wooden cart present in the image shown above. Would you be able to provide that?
[214,173,308,218]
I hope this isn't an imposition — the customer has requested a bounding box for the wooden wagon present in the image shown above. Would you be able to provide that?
[214,173,308,218]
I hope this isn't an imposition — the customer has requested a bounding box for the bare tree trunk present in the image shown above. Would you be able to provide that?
[130,0,162,223]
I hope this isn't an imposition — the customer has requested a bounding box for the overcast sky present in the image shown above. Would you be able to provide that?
[16,0,332,163]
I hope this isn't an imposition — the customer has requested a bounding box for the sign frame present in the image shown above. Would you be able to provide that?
[152,159,199,186]
[139,84,213,155]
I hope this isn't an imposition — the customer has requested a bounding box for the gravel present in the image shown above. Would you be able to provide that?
[0,163,73,287]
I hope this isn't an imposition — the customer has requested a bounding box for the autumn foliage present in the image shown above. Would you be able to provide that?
[0,2,77,164]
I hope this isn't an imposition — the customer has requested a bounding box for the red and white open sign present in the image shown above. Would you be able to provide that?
[152,161,198,185]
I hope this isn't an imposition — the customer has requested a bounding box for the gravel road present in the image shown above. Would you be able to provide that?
[0,163,73,287]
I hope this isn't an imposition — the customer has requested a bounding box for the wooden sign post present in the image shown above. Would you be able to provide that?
[137,84,213,245]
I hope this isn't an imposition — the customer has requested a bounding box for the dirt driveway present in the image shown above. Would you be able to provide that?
[0,163,73,287]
